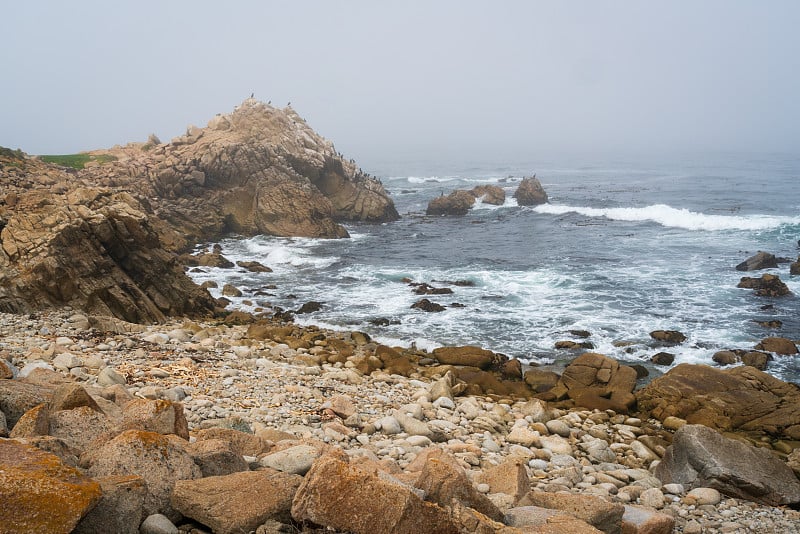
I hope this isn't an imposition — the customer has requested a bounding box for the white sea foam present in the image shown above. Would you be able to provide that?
[533,203,800,231]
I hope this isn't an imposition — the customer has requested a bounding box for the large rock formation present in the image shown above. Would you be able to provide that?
[0,100,398,320]
[80,98,398,246]
[513,176,548,205]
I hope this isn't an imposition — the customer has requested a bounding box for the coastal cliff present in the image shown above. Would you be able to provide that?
[0,100,399,320]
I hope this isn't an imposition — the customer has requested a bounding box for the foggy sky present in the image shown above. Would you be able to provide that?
[1,1,798,163]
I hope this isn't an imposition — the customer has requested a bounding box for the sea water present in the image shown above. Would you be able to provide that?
[189,152,800,382]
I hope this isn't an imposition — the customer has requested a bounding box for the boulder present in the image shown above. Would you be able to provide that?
[475,455,530,502]
[649,330,686,344]
[737,273,791,296]
[185,438,249,477]
[9,403,50,438]
[505,506,601,532]
[649,352,674,366]
[48,405,113,452]
[73,475,147,534]
[544,353,637,413]
[655,424,800,506]
[620,505,675,534]
[413,449,503,521]
[259,444,320,475]
[791,256,800,275]
[0,379,53,428]
[0,439,102,534]
[471,184,506,205]
[736,251,779,271]
[85,429,201,520]
[741,351,771,370]
[432,346,496,370]
[513,176,549,206]
[171,469,303,533]
[524,369,560,393]
[120,398,190,439]
[48,383,102,413]
[236,260,272,272]
[517,491,625,534]
[426,190,477,216]
[754,336,798,355]
[636,363,800,439]
[193,427,271,456]
[411,298,446,312]
[291,450,461,534]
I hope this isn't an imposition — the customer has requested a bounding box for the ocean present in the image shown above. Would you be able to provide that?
[189,152,800,383]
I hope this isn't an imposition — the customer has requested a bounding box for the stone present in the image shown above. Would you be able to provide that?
[475,455,530,501]
[524,369,561,393]
[654,424,800,505]
[413,449,503,521]
[741,351,770,370]
[9,402,50,438]
[649,330,686,344]
[327,394,357,418]
[48,405,112,452]
[471,184,506,205]
[685,487,721,505]
[48,383,102,413]
[222,283,243,297]
[139,514,179,534]
[736,251,779,271]
[186,438,249,477]
[638,488,665,509]
[426,189,477,216]
[507,425,541,447]
[0,379,52,428]
[755,336,798,355]
[86,430,201,520]
[540,435,573,456]
[97,366,127,386]
[620,504,675,534]
[0,439,102,534]
[737,273,791,296]
[120,398,189,439]
[237,260,272,272]
[411,298,445,312]
[432,345,496,369]
[513,176,549,206]
[194,427,271,456]
[518,491,625,534]
[393,409,433,437]
[636,363,800,440]
[548,353,637,413]
[712,350,739,365]
[258,444,319,475]
[649,352,674,366]
[171,469,303,533]
[546,419,572,437]
[291,450,460,534]
[73,475,147,534]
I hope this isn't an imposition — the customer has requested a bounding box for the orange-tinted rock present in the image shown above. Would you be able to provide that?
[649,330,686,344]
[737,273,791,296]
[524,369,561,393]
[291,450,461,534]
[193,426,271,456]
[553,353,637,413]
[172,469,302,534]
[620,505,675,534]
[475,455,530,502]
[0,439,102,534]
[426,190,477,216]
[9,402,50,438]
[518,491,624,534]
[433,346,496,370]
[471,185,506,205]
[0,379,52,427]
[513,176,549,206]
[48,405,112,452]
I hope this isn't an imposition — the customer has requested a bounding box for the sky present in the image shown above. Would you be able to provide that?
[1,1,799,164]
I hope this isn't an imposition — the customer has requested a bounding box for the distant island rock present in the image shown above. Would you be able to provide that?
[426,177,548,216]
[513,176,548,205]
[0,99,398,321]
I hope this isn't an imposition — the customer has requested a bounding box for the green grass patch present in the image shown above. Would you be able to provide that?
[39,153,117,169]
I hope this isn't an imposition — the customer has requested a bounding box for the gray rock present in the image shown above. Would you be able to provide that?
[97,366,127,386]
[736,251,778,271]
[392,409,432,437]
[655,424,800,506]
[258,444,319,475]
[139,513,179,534]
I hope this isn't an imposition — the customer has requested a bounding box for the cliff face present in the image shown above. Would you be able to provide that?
[81,99,398,248]
[0,100,399,320]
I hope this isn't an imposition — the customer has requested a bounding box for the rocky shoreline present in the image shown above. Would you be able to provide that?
[2,309,800,533]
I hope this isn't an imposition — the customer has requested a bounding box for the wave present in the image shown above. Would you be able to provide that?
[532,203,800,231]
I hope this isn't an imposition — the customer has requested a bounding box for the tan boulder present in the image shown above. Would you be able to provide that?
[426,189,477,216]
[755,336,798,355]
[737,273,791,296]
[413,449,504,521]
[48,383,102,413]
[433,345,496,370]
[505,506,602,533]
[546,353,637,413]
[48,405,112,452]
[475,455,530,502]
[120,398,189,439]
[185,438,249,477]
[518,491,625,534]
[171,469,303,533]
[0,378,53,428]
[471,185,506,205]
[193,426,272,456]
[9,402,50,438]
[620,504,675,534]
[636,363,800,439]
[0,439,102,534]
[86,429,200,520]
[291,450,461,534]
[649,330,686,344]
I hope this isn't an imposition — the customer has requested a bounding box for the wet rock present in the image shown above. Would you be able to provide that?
[412,282,454,295]
[649,330,686,344]
[754,336,798,355]
[471,184,506,205]
[426,190,477,216]
[650,352,675,366]
[513,176,549,206]
[171,469,302,533]
[655,424,800,506]
[737,273,791,296]
[237,260,272,272]
[712,350,739,366]
[741,351,771,370]
[736,251,778,271]
[411,298,446,312]
[222,283,243,297]
[296,301,323,314]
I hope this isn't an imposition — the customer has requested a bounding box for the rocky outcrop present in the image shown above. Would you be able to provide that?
[636,363,800,440]
[80,99,398,244]
[0,100,398,321]
[655,424,800,506]
[737,273,791,296]
[541,352,637,413]
[426,190,477,216]
[513,176,548,205]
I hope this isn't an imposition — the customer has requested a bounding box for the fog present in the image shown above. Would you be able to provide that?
[1,1,798,164]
